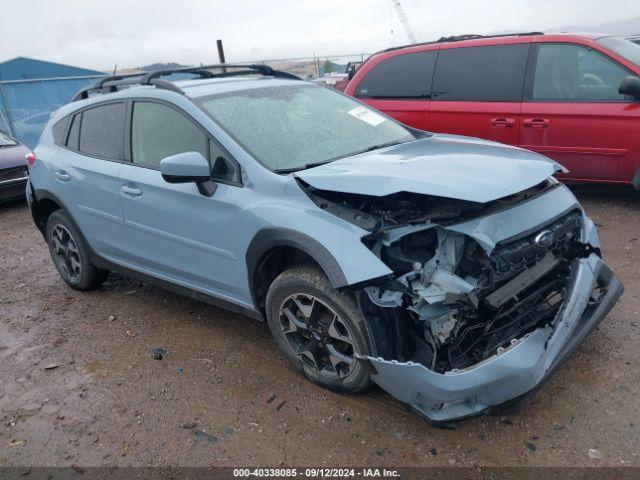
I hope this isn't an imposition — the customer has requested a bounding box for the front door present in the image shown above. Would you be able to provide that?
[117,100,247,304]
[520,42,640,183]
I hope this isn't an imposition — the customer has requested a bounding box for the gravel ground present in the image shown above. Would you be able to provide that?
[0,186,638,468]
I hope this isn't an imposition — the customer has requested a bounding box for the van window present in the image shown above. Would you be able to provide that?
[355,51,437,99]
[432,44,530,102]
[78,103,125,159]
[532,44,630,101]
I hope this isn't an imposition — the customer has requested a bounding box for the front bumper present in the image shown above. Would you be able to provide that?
[0,173,28,202]
[359,253,623,423]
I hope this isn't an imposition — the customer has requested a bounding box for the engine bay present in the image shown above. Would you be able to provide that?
[301,179,591,373]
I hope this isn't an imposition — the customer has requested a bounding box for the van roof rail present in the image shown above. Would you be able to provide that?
[375,31,545,55]
[72,64,300,102]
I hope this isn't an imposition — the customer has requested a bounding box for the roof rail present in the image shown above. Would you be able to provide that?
[375,31,545,55]
[437,31,544,43]
[71,64,300,102]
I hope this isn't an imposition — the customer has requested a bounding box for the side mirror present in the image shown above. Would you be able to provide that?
[160,151,217,197]
[160,151,210,183]
[619,76,640,99]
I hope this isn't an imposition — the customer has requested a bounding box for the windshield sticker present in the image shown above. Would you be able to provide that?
[347,106,386,127]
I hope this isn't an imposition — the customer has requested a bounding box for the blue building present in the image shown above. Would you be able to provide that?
[0,58,105,148]
[0,57,104,81]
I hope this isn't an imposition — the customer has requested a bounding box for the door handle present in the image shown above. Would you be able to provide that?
[55,170,70,181]
[121,185,142,197]
[490,117,516,127]
[523,118,550,128]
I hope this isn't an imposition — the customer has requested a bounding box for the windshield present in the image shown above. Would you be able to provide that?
[0,129,17,147]
[196,84,415,172]
[597,36,640,68]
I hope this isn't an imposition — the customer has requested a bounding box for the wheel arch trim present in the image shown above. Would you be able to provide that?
[246,227,349,307]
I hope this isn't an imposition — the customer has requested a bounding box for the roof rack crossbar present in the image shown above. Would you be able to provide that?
[71,63,300,102]
[139,63,300,84]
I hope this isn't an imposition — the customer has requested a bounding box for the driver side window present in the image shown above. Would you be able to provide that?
[132,102,207,168]
[532,44,630,101]
[131,101,240,184]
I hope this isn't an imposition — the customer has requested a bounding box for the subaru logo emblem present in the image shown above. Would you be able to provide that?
[534,230,554,249]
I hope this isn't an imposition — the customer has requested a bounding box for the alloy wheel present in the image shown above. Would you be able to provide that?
[50,224,82,283]
[279,293,357,378]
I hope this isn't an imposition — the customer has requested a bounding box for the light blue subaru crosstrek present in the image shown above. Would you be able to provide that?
[27,64,623,424]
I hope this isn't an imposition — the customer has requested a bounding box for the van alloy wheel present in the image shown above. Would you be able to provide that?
[279,293,357,379]
[50,224,82,283]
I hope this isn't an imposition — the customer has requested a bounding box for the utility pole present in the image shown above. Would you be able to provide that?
[217,39,226,73]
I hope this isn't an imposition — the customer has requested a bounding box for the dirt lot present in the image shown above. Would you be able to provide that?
[0,186,639,468]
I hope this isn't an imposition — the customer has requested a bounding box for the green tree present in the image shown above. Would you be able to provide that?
[323,60,334,74]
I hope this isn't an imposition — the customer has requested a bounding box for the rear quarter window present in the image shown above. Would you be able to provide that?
[52,117,69,146]
[432,44,530,102]
[355,51,437,99]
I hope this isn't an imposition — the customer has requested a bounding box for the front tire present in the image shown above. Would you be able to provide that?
[266,265,383,394]
[46,210,108,291]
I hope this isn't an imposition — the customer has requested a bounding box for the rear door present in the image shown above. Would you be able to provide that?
[349,49,437,131]
[53,102,129,260]
[117,100,247,302]
[429,42,530,145]
[520,42,640,183]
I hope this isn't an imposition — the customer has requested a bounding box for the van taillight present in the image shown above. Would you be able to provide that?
[26,152,36,167]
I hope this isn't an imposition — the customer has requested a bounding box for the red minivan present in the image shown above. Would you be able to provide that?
[344,33,640,188]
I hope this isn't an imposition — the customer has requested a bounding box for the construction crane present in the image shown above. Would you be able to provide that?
[392,0,417,44]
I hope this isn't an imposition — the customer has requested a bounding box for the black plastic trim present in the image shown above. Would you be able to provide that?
[89,253,263,321]
[246,227,349,307]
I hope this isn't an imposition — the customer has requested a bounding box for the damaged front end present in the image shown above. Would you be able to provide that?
[301,179,624,423]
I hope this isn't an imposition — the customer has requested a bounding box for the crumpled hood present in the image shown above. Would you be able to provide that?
[296,134,564,203]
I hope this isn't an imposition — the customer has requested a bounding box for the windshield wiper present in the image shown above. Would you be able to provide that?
[348,140,406,157]
[274,159,337,174]
[273,139,409,174]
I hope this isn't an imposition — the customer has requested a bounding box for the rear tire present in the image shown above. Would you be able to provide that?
[46,210,108,291]
[266,265,384,394]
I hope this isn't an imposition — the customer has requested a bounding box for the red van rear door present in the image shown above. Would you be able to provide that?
[428,41,531,146]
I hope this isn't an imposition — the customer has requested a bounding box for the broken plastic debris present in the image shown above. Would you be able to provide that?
[588,448,603,459]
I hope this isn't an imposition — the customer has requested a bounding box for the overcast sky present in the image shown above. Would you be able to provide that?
[2,0,639,71]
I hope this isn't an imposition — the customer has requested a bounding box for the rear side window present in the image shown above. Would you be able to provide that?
[131,102,207,169]
[52,118,69,146]
[66,114,81,150]
[78,103,125,159]
[355,51,436,99]
[432,44,530,102]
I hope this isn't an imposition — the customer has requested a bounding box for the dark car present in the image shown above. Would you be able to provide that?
[0,128,30,202]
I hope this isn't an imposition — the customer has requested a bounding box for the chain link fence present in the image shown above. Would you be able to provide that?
[0,75,104,148]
